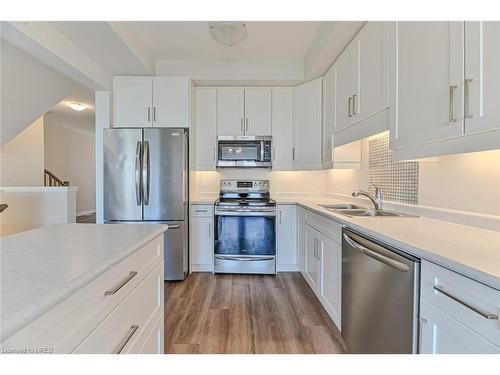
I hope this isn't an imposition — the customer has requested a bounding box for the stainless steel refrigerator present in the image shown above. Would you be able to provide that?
[104,128,189,280]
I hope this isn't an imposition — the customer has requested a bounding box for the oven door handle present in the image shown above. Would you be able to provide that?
[215,209,276,217]
[216,208,275,212]
[215,255,275,262]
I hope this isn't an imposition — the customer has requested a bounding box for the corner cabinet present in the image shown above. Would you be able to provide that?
[293,79,323,170]
[194,88,217,170]
[391,21,500,160]
[217,88,272,136]
[113,77,191,128]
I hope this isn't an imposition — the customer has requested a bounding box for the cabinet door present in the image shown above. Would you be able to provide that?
[333,51,352,134]
[153,77,190,128]
[357,22,390,121]
[113,77,153,127]
[293,79,323,170]
[318,234,342,330]
[272,88,293,170]
[194,88,217,170]
[244,88,272,136]
[297,207,306,273]
[464,21,500,134]
[276,205,297,270]
[190,217,214,270]
[394,22,464,149]
[217,88,244,136]
[322,66,335,168]
[304,224,319,292]
[420,299,499,354]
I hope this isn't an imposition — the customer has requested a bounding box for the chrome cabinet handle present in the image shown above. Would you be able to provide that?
[352,94,358,115]
[313,238,317,258]
[153,107,156,122]
[433,285,498,320]
[142,141,150,205]
[464,78,473,118]
[147,107,151,122]
[213,147,216,161]
[245,118,249,132]
[343,233,410,272]
[113,325,139,354]
[279,210,282,224]
[449,85,458,122]
[134,141,142,205]
[292,147,296,161]
[104,271,138,296]
[348,97,353,117]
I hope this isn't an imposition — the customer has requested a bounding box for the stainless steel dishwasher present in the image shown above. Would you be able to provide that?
[342,228,420,353]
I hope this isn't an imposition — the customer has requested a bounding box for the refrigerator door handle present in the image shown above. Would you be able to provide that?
[142,140,150,205]
[134,141,142,205]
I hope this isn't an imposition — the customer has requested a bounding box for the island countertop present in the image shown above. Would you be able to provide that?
[0,223,168,341]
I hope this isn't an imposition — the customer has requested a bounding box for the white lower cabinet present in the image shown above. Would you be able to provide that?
[318,233,342,329]
[420,299,499,354]
[189,204,214,272]
[276,205,297,271]
[300,209,343,330]
[419,260,500,354]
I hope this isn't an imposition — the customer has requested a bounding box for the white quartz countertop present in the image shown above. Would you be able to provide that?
[292,197,500,290]
[0,223,168,341]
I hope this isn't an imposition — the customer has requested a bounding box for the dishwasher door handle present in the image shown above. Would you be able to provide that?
[343,233,410,272]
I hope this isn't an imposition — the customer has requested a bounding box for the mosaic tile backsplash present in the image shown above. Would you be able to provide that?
[368,133,419,205]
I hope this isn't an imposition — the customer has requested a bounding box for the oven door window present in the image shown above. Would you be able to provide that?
[214,215,276,256]
[219,142,260,161]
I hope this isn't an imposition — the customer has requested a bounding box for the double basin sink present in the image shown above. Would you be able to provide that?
[319,204,418,218]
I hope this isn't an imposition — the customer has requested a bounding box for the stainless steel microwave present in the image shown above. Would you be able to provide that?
[217,136,272,168]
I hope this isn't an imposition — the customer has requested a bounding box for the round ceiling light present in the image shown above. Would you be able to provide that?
[208,22,248,46]
[68,102,87,111]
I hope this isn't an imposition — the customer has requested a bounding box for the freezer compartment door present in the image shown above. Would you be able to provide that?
[143,128,187,221]
[163,221,188,280]
[104,128,143,221]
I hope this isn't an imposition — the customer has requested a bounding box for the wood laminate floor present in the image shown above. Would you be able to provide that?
[164,272,346,354]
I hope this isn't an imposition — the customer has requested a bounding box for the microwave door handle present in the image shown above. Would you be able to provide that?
[260,141,264,161]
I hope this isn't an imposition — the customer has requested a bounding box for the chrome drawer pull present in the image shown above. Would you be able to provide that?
[113,325,139,354]
[433,285,498,320]
[104,271,138,296]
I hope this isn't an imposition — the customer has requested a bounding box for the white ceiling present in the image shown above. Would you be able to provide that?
[45,86,95,134]
[125,21,324,61]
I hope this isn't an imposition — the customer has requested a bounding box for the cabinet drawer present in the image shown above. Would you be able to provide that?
[421,260,500,346]
[190,204,214,217]
[73,262,164,353]
[304,209,343,245]
[3,235,164,353]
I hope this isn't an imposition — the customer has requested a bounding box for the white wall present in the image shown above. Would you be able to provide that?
[1,39,79,146]
[191,169,329,197]
[328,139,500,217]
[44,121,96,214]
[0,117,44,186]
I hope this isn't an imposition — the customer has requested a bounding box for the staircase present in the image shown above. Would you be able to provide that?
[44,169,69,187]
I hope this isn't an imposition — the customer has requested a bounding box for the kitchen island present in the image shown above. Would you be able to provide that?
[1,223,167,354]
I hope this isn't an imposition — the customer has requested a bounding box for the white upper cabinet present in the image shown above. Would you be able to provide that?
[113,77,153,127]
[153,77,191,128]
[357,22,390,121]
[464,21,500,135]
[113,77,191,128]
[272,88,293,170]
[217,88,271,136]
[244,88,272,136]
[217,88,245,136]
[293,79,323,170]
[334,22,391,146]
[393,22,465,150]
[194,88,217,170]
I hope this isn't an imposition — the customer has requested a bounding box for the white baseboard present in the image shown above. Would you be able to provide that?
[190,264,213,272]
[76,210,96,217]
[277,264,299,272]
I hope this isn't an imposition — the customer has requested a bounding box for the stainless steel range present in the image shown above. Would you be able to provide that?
[214,179,276,274]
